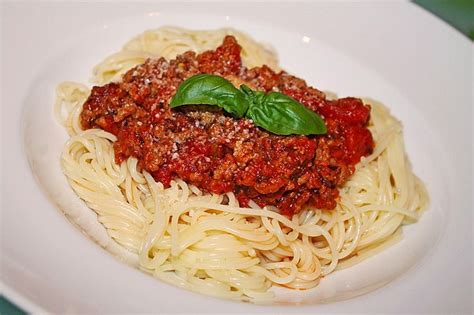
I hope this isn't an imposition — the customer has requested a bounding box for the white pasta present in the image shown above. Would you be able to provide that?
[55,26,428,302]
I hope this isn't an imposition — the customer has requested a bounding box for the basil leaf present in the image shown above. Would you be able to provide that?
[169,74,249,118]
[240,84,255,98]
[245,91,327,135]
[170,74,327,136]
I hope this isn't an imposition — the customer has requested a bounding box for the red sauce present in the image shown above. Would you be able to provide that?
[81,36,374,216]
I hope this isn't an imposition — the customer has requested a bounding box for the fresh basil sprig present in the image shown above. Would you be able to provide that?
[169,74,327,135]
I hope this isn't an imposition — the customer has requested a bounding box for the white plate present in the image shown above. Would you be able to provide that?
[2,1,472,313]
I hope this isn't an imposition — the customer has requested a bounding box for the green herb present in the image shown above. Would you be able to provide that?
[169,74,248,118]
[169,74,327,135]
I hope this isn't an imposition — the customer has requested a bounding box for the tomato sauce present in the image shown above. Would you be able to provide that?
[81,36,374,215]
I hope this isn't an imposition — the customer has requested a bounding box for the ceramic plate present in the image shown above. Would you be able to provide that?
[2,1,472,313]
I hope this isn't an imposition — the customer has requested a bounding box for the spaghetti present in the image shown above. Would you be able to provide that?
[55,27,428,302]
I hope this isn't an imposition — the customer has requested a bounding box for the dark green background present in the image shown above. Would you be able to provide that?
[0,298,25,315]
[1,1,472,314]
[415,0,474,40]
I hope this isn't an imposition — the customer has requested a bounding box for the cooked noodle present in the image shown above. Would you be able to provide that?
[55,26,428,302]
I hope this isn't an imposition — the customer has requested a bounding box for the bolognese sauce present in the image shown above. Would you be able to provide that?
[80,36,374,215]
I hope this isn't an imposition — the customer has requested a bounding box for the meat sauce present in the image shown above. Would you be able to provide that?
[81,36,374,216]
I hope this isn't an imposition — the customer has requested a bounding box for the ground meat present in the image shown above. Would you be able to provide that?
[81,35,374,216]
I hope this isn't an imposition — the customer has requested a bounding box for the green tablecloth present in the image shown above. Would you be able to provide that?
[1,1,472,314]
[0,297,25,315]
[415,0,474,40]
